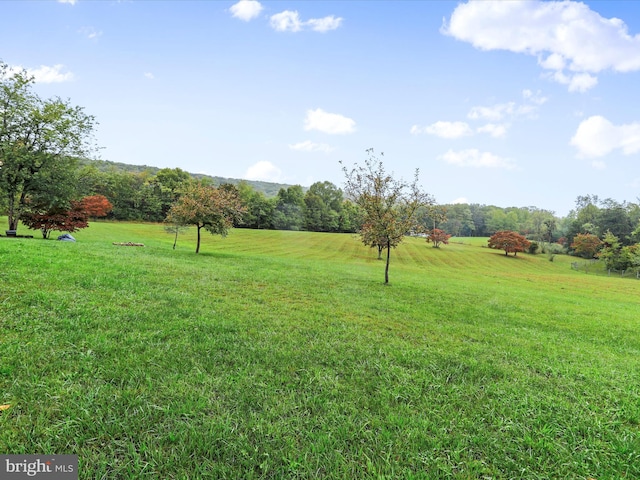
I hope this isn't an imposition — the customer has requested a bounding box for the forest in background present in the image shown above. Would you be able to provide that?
[74,159,640,251]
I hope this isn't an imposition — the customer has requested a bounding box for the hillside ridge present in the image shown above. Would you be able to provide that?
[80,158,296,198]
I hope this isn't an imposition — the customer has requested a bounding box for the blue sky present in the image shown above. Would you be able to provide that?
[2,0,640,216]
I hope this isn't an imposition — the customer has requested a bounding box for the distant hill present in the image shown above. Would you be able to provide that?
[79,159,295,198]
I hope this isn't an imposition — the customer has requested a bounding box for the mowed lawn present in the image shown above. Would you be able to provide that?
[1,221,639,479]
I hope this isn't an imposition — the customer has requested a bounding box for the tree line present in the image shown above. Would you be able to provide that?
[71,163,640,244]
[3,59,640,275]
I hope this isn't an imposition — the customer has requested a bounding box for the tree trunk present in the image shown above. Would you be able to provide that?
[196,225,202,253]
[385,239,391,284]
[7,195,18,231]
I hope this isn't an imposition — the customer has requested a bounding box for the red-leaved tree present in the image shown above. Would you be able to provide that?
[426,228,451,248]
[571,233,602,259]
[488,230,531,256]
[20,201,89,239]
[81,194,113,218]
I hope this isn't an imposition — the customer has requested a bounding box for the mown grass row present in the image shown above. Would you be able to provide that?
[1,221,639,479]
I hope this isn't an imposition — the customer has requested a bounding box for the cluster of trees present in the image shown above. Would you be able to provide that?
[0,62,97,235]
[571,229,640,274]
[563,195,640,248]
[72,165,362,233]
[419,203,558,241]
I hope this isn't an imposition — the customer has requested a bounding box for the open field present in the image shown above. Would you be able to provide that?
[1,221,639,479]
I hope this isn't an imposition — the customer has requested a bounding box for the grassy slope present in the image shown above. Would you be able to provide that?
[1,222,639,479]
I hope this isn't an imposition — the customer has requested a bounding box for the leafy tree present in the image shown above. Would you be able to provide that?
[571,233,602,259]
[81,194,112,219]
[0,62,96,232]
[441,204,474,237]
[304,181,343,232]
[236,182,275,229]
[486,208,518,234]
[543,218,556,243]
[273,185,305,231]
[342,148,431,284]
[524,207,555,242]
[598,199,633,245]
[597,230,639,272]
[468,204,490,237]
[426,228,451,248]
[165,182,245,253]
[17,153,81,220]
[488,230,531,256]
[149,167,192,219]
[20,200,89,239]
[338,199,361,233]
[631,221,640,244]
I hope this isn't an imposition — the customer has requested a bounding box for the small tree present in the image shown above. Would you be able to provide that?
[20,200,89,239]
[164,223,189,250]
[426,228,451,248]
[488,230,531,256]
[571,233,602,259]
[165,182,245,253]
[81,194,113,219]
[342,149,432,284]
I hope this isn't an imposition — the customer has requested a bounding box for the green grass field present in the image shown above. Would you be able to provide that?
[1,221,639,479]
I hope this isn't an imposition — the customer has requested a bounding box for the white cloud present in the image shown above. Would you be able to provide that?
[421,121,473,139]
[306,15,343,32]
[440,149,516,169]
[144,72,155,80]
[24,64,74,83]
[415,90,544,141]
[468,95,540,122]
[567,74,599,93]
[522,89,548,105]
[230,0,263,22]
[549,71,598,93]
[467,102,516,121]
[570,115,640,158]
[58,0,76,4]
[79,26,102,40]
[270,10,303,32]
[288,141,334,153]
[477,123,508,138]
[538,53,565,71]
[304,108,355,135]
[270,10,343,33]
[442,1,640,92]
[245,161,282,182]
[452,197,469,204]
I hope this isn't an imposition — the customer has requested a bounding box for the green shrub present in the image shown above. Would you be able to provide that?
[545,242,566,255]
